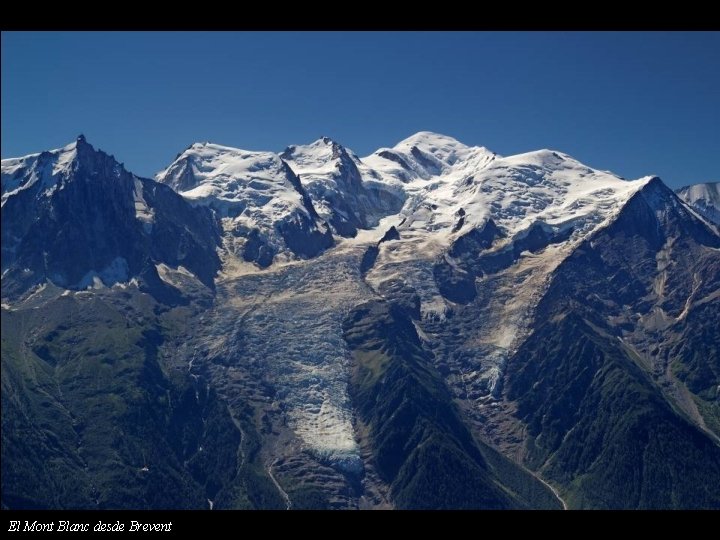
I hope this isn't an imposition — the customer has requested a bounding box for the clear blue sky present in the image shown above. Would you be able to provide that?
[2,31,718,188]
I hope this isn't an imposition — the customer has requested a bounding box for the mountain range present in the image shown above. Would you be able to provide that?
[2,132,719,509]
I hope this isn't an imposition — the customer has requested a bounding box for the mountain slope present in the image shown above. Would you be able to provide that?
[504,178,720,508]
[343,298,561,509]
[0,285,286,510]
[507,312,720,509]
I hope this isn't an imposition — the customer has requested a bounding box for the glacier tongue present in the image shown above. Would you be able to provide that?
[207,242,376,475]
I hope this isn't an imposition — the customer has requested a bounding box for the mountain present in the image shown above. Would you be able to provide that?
[677,181,720,226]
[1,137,250,510]
[2,133,719,510]
[505,178,720,508]
[156,142,332,267]
[1,135,221,302]
[281,137,404,237]
[361,131,495,182]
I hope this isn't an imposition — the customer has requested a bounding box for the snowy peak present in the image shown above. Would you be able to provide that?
[367,134,644,243]
[1,136,120,205]
[158,142,296,197]
[500,148,576,168]
[677,182,720,225]
[282,137,406,237]
[1,137,222,299]
[156,141,316,221]
[631,177,720,235]
[392,131,471,165]
[362,131,495,182]
[157,141,333,267]
[281,137,354,177]
[677,181,720,205]
[2,142,74,201]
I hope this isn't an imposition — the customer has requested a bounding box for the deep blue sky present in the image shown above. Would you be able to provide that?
[2,31,718,188]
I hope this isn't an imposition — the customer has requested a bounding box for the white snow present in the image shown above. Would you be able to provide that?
[155,263,202,289]
[281,138,347,222]
[1,141,78,206]
[156,142,309,221]
[283,137,343,177]
[156,142,319,259]
[76,257,129,289]
[156,132,651,277]
[677,182,720,225]
[133,179,154,232]
[361,131,489,182]
[678,182,720,206]
[362,143,652,266]
[283,137,406,230]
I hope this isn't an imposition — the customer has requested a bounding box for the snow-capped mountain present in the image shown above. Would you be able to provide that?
[366,135,652,259]
[1,135,220,300]
[281,137,404,237]
[361,131,495,182]
[2,132,719,511]
[676,181,720,226]
[156,142,332,267]
[1,138,80,204]
[154,131,654,275]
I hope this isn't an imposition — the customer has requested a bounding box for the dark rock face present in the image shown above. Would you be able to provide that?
[1,138,221,301]
[280,161,323,224]
[160,155,198,193]
[242,229,276,268]
[434,217,577,304]
[377,149,413,172]
[360,226,401,276]
[433,219,504,303]
[278,219,334,260]
[537,178,719,321]
[140,178,222,288]
[360,245,380,276]
[409,145,443,175]
[379,226,400,243]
